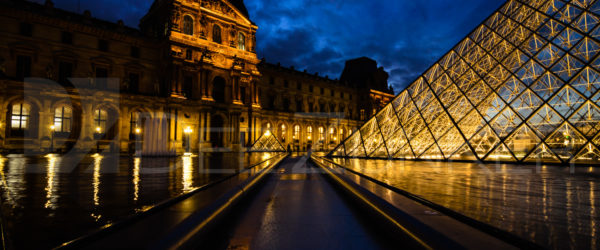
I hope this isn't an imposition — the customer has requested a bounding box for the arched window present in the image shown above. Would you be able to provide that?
[10,102,29,130]
[339,128,344,140]
[54,105,72,133]
[183,15,194,36]
[329,127,336,142]
[307,126,313,141]
[318,126,325,142]
[238,32,246,51]
[94,109,107,134]
[263,122,272,135]
[213,24,222,44]
[293,125,300,141]
[280,124,286,143]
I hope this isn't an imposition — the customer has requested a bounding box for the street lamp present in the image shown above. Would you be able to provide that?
[134,127,142,156]
[184,126,192,153]
[49,125,55,152]
[95,126,101,153]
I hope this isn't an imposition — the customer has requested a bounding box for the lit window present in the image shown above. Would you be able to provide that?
[11,103,29,130]
[318,126,325,142]
[94,109,107,133]
[213,25,222,44]
[183,15,194,36]
[54,105,72,133]
[329,127,336,142]
[238,32,246,51]
[293,125,300,140]
[307,126,313,141]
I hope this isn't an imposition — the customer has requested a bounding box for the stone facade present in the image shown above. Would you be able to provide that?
[0,0,392,154]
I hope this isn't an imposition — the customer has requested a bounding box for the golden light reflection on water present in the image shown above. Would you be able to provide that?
[182,155,194,193]
[261,153,272,161]
[332,158,600,249]
[0,156,11,205]
[92,154,102,206]
[133,157,140,201]
[0,152,277,249]
[44,154,59,210]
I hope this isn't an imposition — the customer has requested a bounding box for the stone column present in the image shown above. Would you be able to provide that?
[253,82,260,105]
[199,70,206,98]
[199,111,205,142]
[236,78,242,102]
[232,76,239,103]
[205,113,210,142]
[207,73,213,100]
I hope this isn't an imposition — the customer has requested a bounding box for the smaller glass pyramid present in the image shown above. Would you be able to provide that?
[250,130,285,152]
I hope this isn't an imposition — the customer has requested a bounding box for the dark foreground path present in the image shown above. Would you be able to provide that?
[195,155,420,250]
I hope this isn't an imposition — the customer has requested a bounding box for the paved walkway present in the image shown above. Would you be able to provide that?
[221,155,398,250]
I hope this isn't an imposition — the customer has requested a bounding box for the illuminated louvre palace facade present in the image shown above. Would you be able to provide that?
[0,0,394,154]
[331,0,600,164]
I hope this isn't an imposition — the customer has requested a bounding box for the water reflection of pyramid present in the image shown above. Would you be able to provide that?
[250,131,285,152]
[330,0,600,164]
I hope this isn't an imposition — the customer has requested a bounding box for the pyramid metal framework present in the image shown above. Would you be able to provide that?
[330,0,600,164]
[250,131,285,152]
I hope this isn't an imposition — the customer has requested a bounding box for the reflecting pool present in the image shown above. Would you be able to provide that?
[332,158,600,249]
[0,152,275,249]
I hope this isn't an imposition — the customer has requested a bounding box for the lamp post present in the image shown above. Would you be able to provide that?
[49,125,55,152]
[134,127,142,156]
[184,126,193,154]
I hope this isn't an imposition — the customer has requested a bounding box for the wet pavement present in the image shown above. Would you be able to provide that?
[0,152,275,249]
[332,158,600,249]
[217,155,408,250]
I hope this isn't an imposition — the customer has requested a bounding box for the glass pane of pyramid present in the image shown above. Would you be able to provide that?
[328,0,600,164]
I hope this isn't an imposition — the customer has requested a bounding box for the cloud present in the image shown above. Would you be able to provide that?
[248,0,506,92]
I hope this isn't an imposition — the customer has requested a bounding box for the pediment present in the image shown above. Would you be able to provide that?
[199,0,252,25]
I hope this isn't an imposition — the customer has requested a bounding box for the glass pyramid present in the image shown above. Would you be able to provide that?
[250,131,285,152]
[330,0,600,164]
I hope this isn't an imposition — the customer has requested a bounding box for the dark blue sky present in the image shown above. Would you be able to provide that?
[33,0,506,92]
